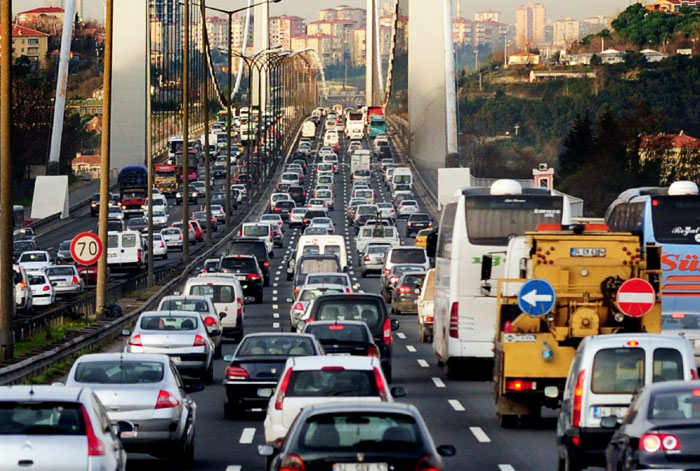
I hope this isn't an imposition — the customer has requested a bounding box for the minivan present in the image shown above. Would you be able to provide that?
[556,333,696,471]
[184,274,245,341]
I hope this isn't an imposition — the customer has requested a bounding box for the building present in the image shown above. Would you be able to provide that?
[553,17,580,48]
[0,25,49,69]
[581,15,609,37]
[508,51,540,65]
[269,15,305,50]
[351,27,366,66]
[231,13,254,49]
[334,5,366,26]
[645,0,700,12]
[475,9,501,22]
[600,48,625,64]
[292,33,343,65]
[640,48,669,62]
[515,2,546,49]
[15,6,64,34]
[640,131,700,184]
[307,18,356,44]
[453,16,510,48]
[149,0,182,58]
[71,154,102,179]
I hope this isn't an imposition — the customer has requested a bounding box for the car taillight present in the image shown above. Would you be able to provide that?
[18,281,26,290]
[389,275,399,284]
[80,406,106,456]
[426,316,434,323]
[160,241,165,248]
[273,207,280,212]
[275,368,293,410]
[640,432,681,453]
[692,369,698,380]
[226,365,249,379]
[414,454,442,471]
[71,276,80,285]
[178,233,182,240]
[448,302,459,338]
[247,273,261,281]
[384,268,391,277]
[155,389,179,409]
[237,297,243,316]
[373,366,389,401]
[293,302,304,311]
[572,370,585,427]
[42,285,50,291]
[367,345,379,357]
[263,260,269,269]
[506,379,536,392]
[137,249,142,260]
[383,317,392,346]
[193,334,206,347]
[129,334,142,346]
[364,255,370,261]
[204,316,217,326]
[397,285,411,295]
[279,453,306,471]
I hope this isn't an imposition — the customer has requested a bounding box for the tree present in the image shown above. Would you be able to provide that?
[558,113,593,181]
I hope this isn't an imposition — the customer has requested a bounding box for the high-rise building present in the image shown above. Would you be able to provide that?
[553,17,580,48]
[475,9,501,23]
[148,0,182,58]
[318,5,366,26]
[581,15,610,37]
[230,13,254,49]
[351,26,366,66]
[269,15,306,50]
[515,2,545,49]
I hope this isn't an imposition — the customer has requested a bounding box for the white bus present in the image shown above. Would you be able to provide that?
[433,180,571,376]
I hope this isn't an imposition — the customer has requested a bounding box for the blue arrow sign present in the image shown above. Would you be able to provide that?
[517,278,556,317]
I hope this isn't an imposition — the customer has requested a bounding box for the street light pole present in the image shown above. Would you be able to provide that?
[225,10,233,229]
[182,0,190,260]
[200,0,212,241]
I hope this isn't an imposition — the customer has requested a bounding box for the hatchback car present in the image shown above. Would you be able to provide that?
[18,250,52,271]
[288,208,307,227]
[125,311,216,384]
[406,213,432,237]
[391,272,426,315]
[308,217,334,234]
[44,265,84,296]
[218,254,264,304]
[360,243,392,277]
[161,227,184,250]
[381,264,427,303]
[398,200,420,218]
[12,240,37,262]
[271,200,296,221]
[65,353,198,462]
[27,271,55,306]
[108,206,125,221]
[126,217,148,233]
[222,333,323,418]
[156,295,225,358]
[289,284,348,332]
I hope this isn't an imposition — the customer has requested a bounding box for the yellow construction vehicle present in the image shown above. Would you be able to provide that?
[491,223,662,427]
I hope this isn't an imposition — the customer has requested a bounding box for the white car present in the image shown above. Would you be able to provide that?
[289,208,307,227]
[306,199,328,211]
[152,209,169,229]
[108,206,124,221]
[269,192,293,209]
[308,217,334,234]
[150,233,169,259]
[289,284,347,332]
[211,204,226,223]
[161,227,183,251]
[318,147,333,158]
[397,200,420,218]
[263,355,400,444]
[231,184,247,200]
[18,250,52,271]
[260,214,284,231]
[26,271,55,306]
[377,202,397,220]
[44,265,84,296]
[13,264,32,312]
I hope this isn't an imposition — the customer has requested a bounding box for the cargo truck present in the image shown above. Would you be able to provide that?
[350,150,371,174]
[117,165,148,217]
[154,164,177,196]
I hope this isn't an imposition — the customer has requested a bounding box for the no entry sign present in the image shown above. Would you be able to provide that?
[616,278,656,318]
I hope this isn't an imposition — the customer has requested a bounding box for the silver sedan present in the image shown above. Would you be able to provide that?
[65,352,198,463]
[44,264,84,295]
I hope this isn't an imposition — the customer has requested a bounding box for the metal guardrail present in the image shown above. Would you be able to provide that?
[0,122,302,385]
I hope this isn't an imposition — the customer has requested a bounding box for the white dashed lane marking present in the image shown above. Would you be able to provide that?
[448,399,465,412]
[273,313,279,318]
[499,466,516,471]
[225,466,241,471]
[396,332,406,339]
[273,322,280,329]
[406,345,416,352]
[239,428,255,444]
[432,377,446,388]
[470,427,491,443]
[417,359,429,368]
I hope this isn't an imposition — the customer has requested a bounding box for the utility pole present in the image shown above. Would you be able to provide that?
[225,11,233,229]
[95,0,114,317]
[182,0,190,260]
[0,0,14,360]
[200,0,212,241]
[146,2,154,287]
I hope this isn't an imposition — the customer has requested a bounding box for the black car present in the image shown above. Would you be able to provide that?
[272,200,295,221]
[12,240,37,262]
[56,239,73,264]
[229,238,272,287]
[237,174,250,185]
[126,217,149,233]
[605,380,700,471]
[219,255,264,303]
[222,333,323,418]
[293,254,342,295]
[89,192,119,216]
[302,320,380,357]
[305,293,398,381]
[259,403,455,470]
[302,209,328,227]
[292,159,307,173]
[107,220,124,232]
[287,185,306,206]
[175,186,199,205]
[406,213,432,237]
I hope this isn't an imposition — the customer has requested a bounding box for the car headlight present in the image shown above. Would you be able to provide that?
[176,193,181,198]
[192,192,198,197]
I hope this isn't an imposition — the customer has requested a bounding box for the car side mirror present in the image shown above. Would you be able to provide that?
[390,386,406,398]
[219,312,227,319]
[600,416,620,429]
[391,319,400,331]
[223,354,233,362]
[258,444,275,457]
[437,444,456,457]
[185,381,205,393]
[121,329,131,337]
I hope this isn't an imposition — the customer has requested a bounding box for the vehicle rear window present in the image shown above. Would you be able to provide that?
[20,253,47,262]
[410,214,430,222]
[300,259,339,274]
[390,249,427,264]
[189,284,235,303]
[650,195,700,245]
[243,225,269,237]
[140,315,199,331]
[287,370,379,397]
[301,413,419,450]
[302,245,321,255]
[28,275,47,285]
[649,389,700,420]
[368,245,391,254]
[403,274,426,287]
[653,348,684,382]
[122,234,137,248]
[306,274,348,286]
[159,299,210,312]
[315,301,382,330]
[324,245,341,257]
[238,336,315,356]
[305,323,369,343]
[46,267,76,277]
[0,402,85,435]
[300,288,344,301]
[591,348,645,394]
[221,257,257,271]
[74,360,165,384]
[230,242,267,260]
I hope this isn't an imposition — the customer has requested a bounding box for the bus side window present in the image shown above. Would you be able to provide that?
[437,202,458,259]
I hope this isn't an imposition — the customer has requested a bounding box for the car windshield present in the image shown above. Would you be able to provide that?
[159,299,210,312]
[237,336,314,356]
[316,301,382,329]
[108,207,121,213]
[139,315,199,331]
[74,360,165,384]
[305,228,328,235]
[402,274,426,287]
[300,259,338,274]
[649,389,700,421]
[390,249,426,264]
[306,274,348,286]
[243,225,269,237]
[286,369,379,398]
[300,413,420,450]
[0,402,85,436]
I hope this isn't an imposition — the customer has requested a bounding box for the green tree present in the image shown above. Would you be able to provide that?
[558,113,593,181]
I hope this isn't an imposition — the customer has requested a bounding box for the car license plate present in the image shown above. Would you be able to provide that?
[333,463,388,471]
[108,253,117,258]
[593,406,627,419]
[170,356,181,364]
[236,275,246,280]
[570,247,606,257]
[257,388,273,397]
[328,352,351,356]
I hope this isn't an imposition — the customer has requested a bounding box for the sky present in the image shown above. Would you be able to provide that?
[14,0,639,24]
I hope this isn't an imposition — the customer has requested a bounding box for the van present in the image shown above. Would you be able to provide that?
[294,235,348,272]
[240,223,274,255]
[184,275,245,341]
[352,188,375,204]
[391,167,413,191]
[107,230,146,269]
[556,334,696,471]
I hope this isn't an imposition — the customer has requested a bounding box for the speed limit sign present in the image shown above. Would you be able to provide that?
[70,232,103,265]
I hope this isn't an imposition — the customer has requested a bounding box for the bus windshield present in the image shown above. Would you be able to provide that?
[465,195,564,246]
[650,195,700,245]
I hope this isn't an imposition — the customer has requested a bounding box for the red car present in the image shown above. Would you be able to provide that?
[189,219,204,242]
[76,263,109,285]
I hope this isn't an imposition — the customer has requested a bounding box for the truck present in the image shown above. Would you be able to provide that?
[174,151,199,182]
[301,120,316,139]
[365,105,383,124]
[117,165,148,217]
[350,150,371,174]
[368,115,387,138]
[491,223,662,427]
[153,164,177,196]
[346,111,365,140]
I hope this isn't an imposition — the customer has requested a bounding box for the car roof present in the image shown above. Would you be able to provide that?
[641,379,700,394]
[299,402,418,419]
[584,333,690,347]
[73,352,170,364]
[241,332,317,341]
[0,385,94,402]
[160,295,213,303]
[287,354,378,370]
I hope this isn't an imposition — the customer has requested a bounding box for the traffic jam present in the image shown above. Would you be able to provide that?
[5,103,700,471]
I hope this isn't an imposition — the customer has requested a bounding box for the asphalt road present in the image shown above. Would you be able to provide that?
[83,126,570,471]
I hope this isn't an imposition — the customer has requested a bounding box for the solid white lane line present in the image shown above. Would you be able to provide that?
[432,377,446,388]
[448,400,465,412]
[273,322,280,328]
[498,465,516,471]
[469,427,491,443]
[417,359,429,368]
[397,332,406,339]
[239,428,255,444]
[406,345,416,352]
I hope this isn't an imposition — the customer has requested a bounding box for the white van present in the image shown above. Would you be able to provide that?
[555,333,696,470]
[294,235,348,271]
[301,120,316,138]
[107,230,146,269]
[391,167,413,191]
[184,274,245,341]
[240,222,274,255]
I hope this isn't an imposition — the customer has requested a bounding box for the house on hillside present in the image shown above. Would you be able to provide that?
[645,0,700,13]
[71,154,101,179]
[640,49,669,62]
[640,131,700,183]
[600,48,625,64]
[508,52,540,66]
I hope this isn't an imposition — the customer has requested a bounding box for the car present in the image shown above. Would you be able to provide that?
[211,204,226,223]
[308,217,334,234]
[147,232,169,260]
[108,220,125,232]
[287,186,306,206]
[108,205,125,221]
[189,219,205,241]
[303,226,329,236]
[18,250,52,271]
[157,295,225,358]
[171,221,196,244]
[240,222,274,255]
[201,258,220,273]
[415,227,434,248]
[0,385,128,470]
[303,272,352,292]
[289,284,348,332]
[126,216,149,233]
[229,238,272,287]
[192,211,218,232]
[263,355,405,444]
[161,227,184,250]
[276,182,291,193]
[306,199,328,211]
[353,204,380,227]
[218,254,264,304]
[383,247,431,280]
[391,271,426,315]
[288,208,307,227]
[352,169,371,183]
[231,183,247,200]
[64,353,198,463]
[76,263,104,285]
[53,239,73,264]
[13,264,32,312]
[360,242,392,277]
[44,264,84,296]
[302,293,399,381]
[302,320,380,357]
[302,209,328,227]
[271,200,295,220]
[260,214,284,232]
[12,239,37,262]
[406,213,432,237]
[222,333,324,418]
[398,200,420,218]
[381,264,426,303]
[124,310,216,384]
[175,186,199,205]
[26,271,55,306]
[661,311,700,368]
[151,209,169,229]
[377,201,397,220]
[605,380,700,471]
[293,254,342,297]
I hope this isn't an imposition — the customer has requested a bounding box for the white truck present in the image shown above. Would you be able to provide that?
[301,120,316,138]
[350,150,371,174]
